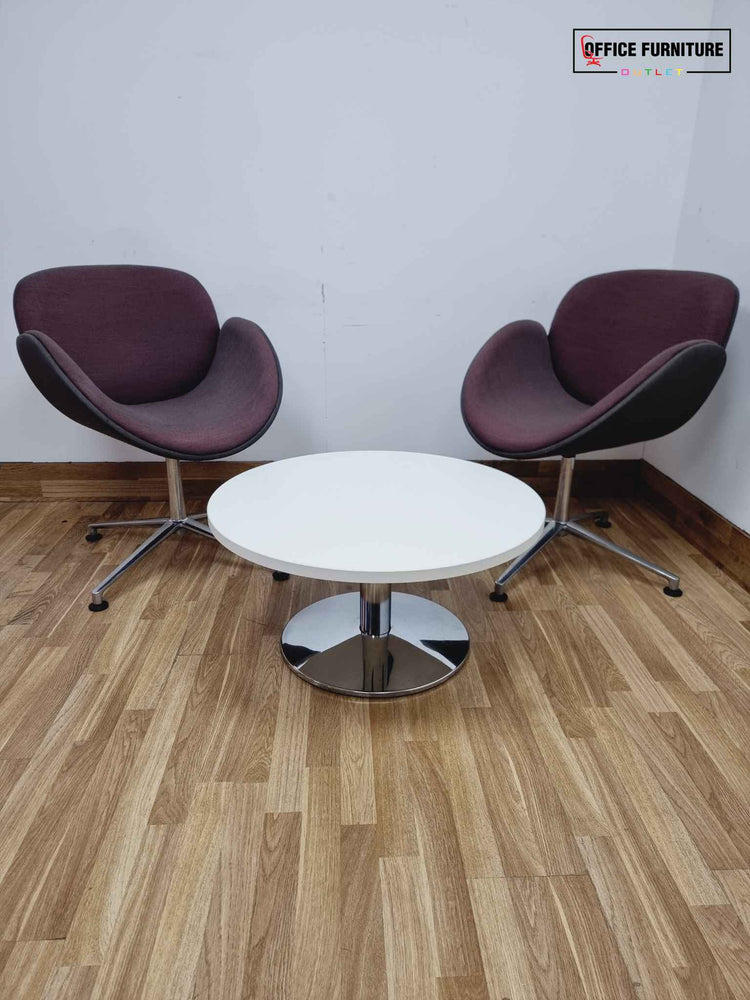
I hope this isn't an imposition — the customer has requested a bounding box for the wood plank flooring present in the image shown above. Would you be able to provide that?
[0,493,750,998]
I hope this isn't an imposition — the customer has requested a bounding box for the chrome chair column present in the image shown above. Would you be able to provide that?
[87,458,216,611]
[491,457,682,602]
[166,456,186,519]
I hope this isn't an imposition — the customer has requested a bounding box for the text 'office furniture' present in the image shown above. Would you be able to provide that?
[14,264,286,611]
[461,269,739,601]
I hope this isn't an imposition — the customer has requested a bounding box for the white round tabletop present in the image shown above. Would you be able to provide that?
[207,451,545,584]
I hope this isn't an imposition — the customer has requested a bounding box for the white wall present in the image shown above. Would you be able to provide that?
[645,0,750,533]
[0,0,710,462]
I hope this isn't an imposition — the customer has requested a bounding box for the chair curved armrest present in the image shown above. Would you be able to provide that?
[461,319,563,419]
[564,339,727,454]
[461,319,728,458]
[198,316,283,419]
[16,330,124,437]
[17,318,283,460]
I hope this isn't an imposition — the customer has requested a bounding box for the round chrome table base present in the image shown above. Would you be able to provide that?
[281,590,469,698]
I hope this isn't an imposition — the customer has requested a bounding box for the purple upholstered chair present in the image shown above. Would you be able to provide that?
[462,270,739,601]
[15,265,286,611]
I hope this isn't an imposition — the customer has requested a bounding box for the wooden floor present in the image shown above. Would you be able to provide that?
[1,494,750,999]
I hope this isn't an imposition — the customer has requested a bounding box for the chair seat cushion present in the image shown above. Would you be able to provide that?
[462,319,711,457]
[26,316,281,460]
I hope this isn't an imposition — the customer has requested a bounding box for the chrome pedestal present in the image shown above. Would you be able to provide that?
[491,456,682,602]
[281,584,469,697]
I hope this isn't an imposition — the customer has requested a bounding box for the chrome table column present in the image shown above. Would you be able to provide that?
[281,582,469,698]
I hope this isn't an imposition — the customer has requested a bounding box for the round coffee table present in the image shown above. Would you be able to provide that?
[208,451,545,697]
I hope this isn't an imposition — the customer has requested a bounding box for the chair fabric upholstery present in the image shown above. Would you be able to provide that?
[549,270,738,403]
[15,266,282,461]
[461,270,738,459]
[15,266,220,404]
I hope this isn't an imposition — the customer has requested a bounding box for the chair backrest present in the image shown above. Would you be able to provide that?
[14,265,220,404]
[548,269,739,404]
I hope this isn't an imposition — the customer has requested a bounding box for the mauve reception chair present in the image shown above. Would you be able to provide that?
[461,269,739,601]
[14,264,285,611]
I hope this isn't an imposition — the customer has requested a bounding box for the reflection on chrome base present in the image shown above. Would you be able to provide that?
[281,588,469,698]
